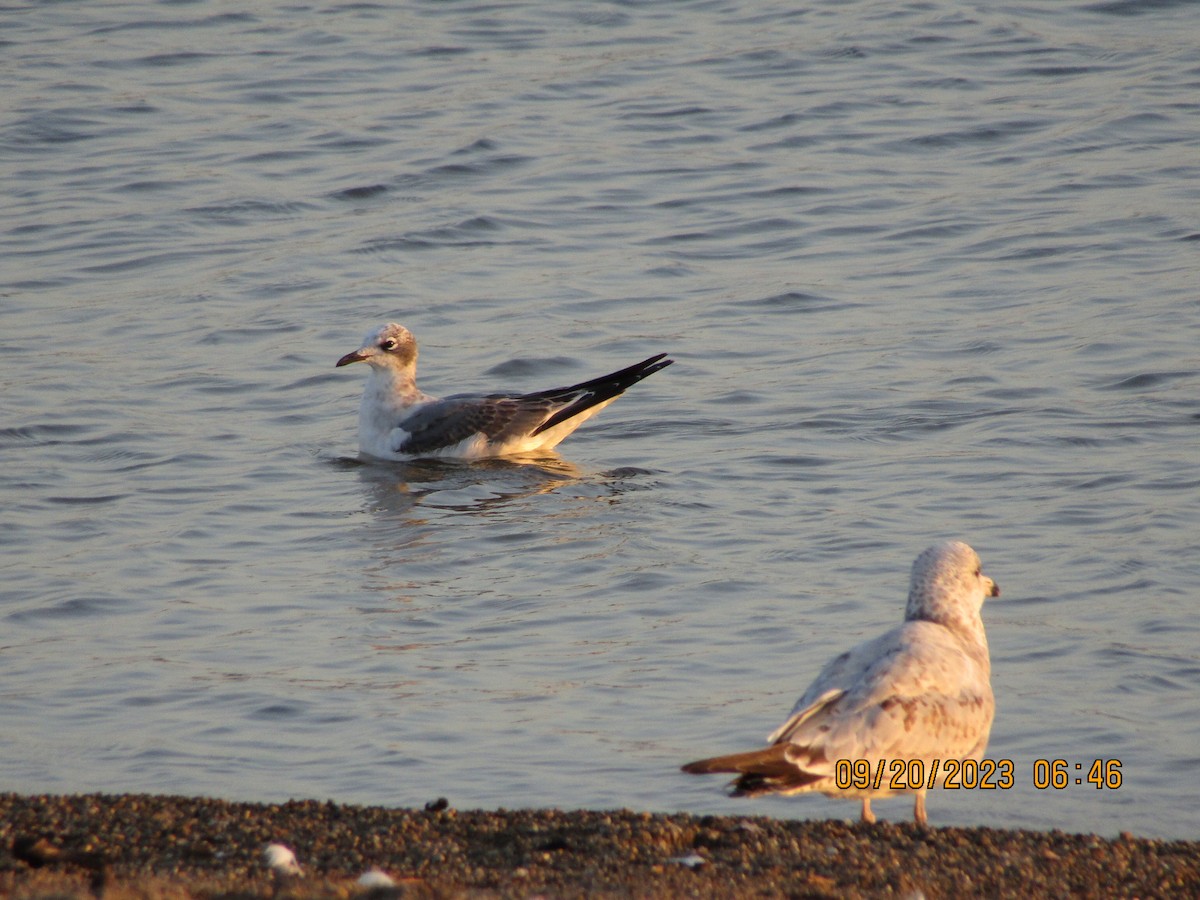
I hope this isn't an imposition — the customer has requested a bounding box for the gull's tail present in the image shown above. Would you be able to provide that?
[530,353,673,436]
[681,745,823,797]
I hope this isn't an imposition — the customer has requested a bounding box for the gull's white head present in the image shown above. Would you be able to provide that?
[335,322,418,371]
[905,540,998,632]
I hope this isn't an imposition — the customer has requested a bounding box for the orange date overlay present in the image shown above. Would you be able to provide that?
[834,758,1123,791]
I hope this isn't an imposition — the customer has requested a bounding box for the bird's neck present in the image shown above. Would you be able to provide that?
[911,604,990,670]
[366,364,419,403]
[358,366,422,441]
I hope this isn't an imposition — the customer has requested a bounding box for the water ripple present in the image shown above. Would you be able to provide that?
[2,0,1198,840]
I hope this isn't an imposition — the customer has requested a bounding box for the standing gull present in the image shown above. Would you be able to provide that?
[336,323,672,460]
[682,540,999,826]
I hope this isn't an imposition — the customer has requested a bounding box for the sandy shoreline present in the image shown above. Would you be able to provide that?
[1,792,1195,898]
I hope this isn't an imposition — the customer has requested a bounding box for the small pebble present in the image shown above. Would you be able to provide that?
[356,866,395,887]
[263,842,302,876]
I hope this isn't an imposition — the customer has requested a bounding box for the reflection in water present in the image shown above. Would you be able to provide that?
[344,453,665,619]
[353,453,584,517]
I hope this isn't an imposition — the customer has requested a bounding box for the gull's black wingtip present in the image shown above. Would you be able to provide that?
[526,352,674,436]
[634,352,674,377]
[610,352,674,388]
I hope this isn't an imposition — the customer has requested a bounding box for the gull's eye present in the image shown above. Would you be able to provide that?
[381,339,397,351]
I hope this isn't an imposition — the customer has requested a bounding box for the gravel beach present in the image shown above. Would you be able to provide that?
[1,793,1196,898]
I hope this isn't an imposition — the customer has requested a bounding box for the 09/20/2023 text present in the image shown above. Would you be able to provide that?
[834,758,1123,791]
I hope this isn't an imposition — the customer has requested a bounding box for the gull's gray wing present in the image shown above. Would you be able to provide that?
[767,621,993,765]
[395,394,553,456]
[393,354,673,456]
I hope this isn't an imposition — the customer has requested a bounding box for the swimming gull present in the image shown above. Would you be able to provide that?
[336,323,672,460]
[682,540,999,826]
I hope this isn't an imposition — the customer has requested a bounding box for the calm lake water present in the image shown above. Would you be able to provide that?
[3,1,1199,840]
